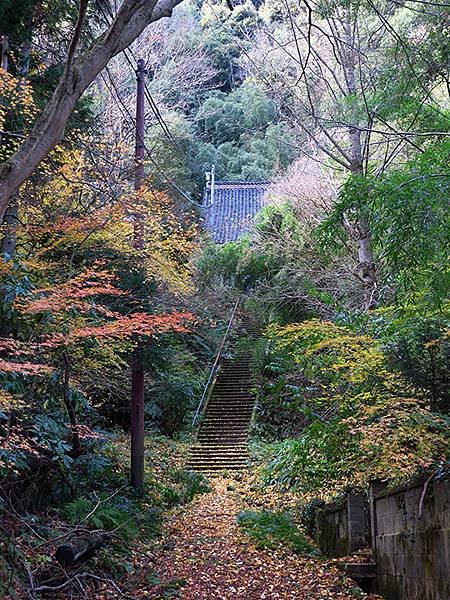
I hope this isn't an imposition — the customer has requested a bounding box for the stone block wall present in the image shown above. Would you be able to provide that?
[314,476,450,599]
[315,493,369,557]
[371,476,450,600]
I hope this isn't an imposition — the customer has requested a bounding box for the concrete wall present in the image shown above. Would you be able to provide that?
[314,476,450,599]
[316,493,369,557]
[371,477,450,600]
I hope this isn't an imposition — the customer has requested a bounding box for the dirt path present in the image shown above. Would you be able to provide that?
[144,477,365,600]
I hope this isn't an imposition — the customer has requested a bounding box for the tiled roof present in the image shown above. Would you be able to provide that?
[202,180,269,243]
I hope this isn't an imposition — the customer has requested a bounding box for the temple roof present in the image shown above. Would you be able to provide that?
[202,180,269,243]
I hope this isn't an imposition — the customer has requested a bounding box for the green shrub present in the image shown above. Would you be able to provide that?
[173,469,211,502]
[237,509,318,554]
[60,495,143,542]
[196,238,271,291]
[360,306,449,413]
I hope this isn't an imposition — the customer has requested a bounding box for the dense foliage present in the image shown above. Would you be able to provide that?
[253,320,449,500]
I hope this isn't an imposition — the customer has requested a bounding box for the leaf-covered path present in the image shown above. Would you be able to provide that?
[144,477,365,599]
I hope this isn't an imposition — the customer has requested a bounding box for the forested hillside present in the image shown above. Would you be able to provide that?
[0,0,448,597]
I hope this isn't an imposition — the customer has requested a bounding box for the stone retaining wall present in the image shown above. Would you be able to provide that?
[315,493,368,557]
[370,476,450,600]
[314,475,450,600]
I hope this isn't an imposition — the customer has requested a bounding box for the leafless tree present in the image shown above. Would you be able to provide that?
[265,156,337,229]
[239,0,447,308]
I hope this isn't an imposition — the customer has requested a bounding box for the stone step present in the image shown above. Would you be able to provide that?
[189,452,248,459]
[213,386,252,391]
[198,432,248,437]
[214,392,250,396]
[189,465,247,472]
[198,428,248,436]
[188,454,248,462]
[202,420,251,425]
[207,404,253,409]
[201,426,251,432]
[200,423,249,429]
[206,407,253,412]
[197,436,248,443]
[204,413,253,419]
[206,410,253,414]
[215,379,251,383]
[205,412,251,417]
[200,431,249,436]
[211,388,254,400]
[188,331,258,471]
[203,415,252,420]
[188,457,248,464]
[190,443,248,450]
[201,418,251,424]
[187,463,248,470]
[207,398,254,404]
[216,372,251,377]
[197,440,248,445]
[211,387,253,392]
[206,403,254,408]
[214,379,252,383]
[188,453,248,459]
[188,461,248,468]
[199,429,249,434]
[208,401,253,407]
[217,372,250,377]
[199,431,248,436]
[189,454,248,461]
[210,399,252,403]
[202,416,251,422]
[195,444,247,449]
[208,399,253,405]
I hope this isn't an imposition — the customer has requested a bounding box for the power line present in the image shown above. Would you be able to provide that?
[98,2,184,157]
[99,65,205,207]
[91,2,206,206]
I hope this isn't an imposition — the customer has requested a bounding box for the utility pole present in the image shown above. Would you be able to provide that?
[1,35,8,70]
[130,58,146,496]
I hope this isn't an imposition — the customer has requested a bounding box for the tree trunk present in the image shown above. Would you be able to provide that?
[1,196,18,258]
[356,213,378,309]
[0,0,183,220]
[55,532,108,565]
[342,13,378,309]
[348,128,378,309]
[62,353,81,456]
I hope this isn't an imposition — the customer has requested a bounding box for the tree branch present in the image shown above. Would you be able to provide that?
[0,0,184,219]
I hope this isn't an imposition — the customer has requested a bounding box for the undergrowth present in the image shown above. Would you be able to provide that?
[237,509,318,555]
[0,433,210,596]
[251,319,449,501]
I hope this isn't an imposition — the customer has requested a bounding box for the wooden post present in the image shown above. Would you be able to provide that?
[133,58,146,249]
[130,59,146,497]
[1,35,8,70]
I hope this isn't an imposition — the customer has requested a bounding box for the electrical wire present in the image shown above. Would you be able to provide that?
[99,67,205,207]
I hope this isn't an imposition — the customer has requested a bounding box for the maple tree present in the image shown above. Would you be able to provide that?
[254,320,449,501]
[1,263,194,455]
[0,75,201,481]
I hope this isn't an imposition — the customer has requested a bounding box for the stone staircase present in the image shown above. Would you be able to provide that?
[187,348,256,475]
